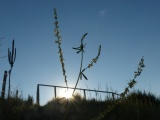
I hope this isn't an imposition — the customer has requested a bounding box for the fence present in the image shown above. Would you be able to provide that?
[36,84,120,105]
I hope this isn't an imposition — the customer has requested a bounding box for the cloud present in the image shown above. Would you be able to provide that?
[99,9,107,16]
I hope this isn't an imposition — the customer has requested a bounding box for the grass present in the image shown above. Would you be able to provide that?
[0,95,36,120]
[1,90,160,120]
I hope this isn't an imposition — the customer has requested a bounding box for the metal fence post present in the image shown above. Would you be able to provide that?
[36,84,39,105]
[54,86,57,98]
[83,89,86,99]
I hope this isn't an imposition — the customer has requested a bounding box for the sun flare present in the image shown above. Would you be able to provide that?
[60,89,73,99]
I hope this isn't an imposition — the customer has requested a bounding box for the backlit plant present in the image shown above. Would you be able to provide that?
[54,8,68,88]
[53,8,101,94]
[72,33,101,95]
[91,57,145,120]
[53,8,147,120]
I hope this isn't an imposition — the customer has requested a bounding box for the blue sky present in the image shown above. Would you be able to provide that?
[0,0,160,105]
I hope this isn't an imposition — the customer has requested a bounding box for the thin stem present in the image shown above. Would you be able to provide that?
[72,43,84,95]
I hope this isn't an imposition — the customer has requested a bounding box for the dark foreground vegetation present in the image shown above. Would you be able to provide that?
[0,90,160,120]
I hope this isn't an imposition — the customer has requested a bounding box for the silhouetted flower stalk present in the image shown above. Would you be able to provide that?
[120,56,145,98]
[8,39,16,98]
[91,57,145,120]
[54,8,68,88]
[72,33,101,95]
[53,8,101,97]
[72,33,87,95]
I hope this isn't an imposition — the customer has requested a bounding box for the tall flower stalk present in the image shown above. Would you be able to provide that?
[120,56,145,98]
[72,33,87,95]
[91,57,145,120]
[72,33,101,95]
[54,8,68,88]
[53,8,101,95]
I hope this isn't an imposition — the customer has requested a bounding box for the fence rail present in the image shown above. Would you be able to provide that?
[36,84,120,105]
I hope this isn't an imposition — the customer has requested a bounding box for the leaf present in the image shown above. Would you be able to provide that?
[73,47,80,50]
[82,73,88,80]
[76,50,81,54]
[73,47,82,54]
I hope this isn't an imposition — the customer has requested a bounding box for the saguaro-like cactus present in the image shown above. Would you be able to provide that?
[8,39,16,98]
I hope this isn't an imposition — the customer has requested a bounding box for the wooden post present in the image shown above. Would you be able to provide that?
[36,84,39,105]
[1,71,7,99]
[54,86,57,98]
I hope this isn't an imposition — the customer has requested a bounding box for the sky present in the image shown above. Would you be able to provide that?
[0,0,160,105]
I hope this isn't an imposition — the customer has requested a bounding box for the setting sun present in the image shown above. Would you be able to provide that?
[60,89,73,99]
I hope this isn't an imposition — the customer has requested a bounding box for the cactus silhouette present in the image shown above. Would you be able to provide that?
[8,39,16,98]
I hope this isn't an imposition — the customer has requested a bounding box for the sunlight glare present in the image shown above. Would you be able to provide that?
[60,89,73,99]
